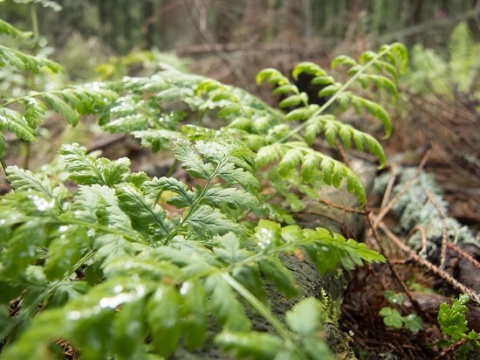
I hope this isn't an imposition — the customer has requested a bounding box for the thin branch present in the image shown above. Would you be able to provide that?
[365,212,433,322]
[425,190,448,269]
[447,242,480,271]
[373,150,431,229]
[407,225,428,258]
[376,219,480,306]
[316,197,366,214]
[433,338,468,360]
[335,138,352,169]
[181,0,253,92]
[381,164,397,210]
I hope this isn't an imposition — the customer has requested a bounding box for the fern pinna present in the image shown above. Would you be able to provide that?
[0,19,406,359]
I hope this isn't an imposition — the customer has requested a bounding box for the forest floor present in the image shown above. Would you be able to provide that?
[3,49,479,359]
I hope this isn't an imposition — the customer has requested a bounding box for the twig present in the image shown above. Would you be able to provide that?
[176,43,309,56]
[372,150,431,229]
[335,139,353,169]
[425,190,448,269]
[433,338,468,360]
[447,242,480,271]
[381,164,397,210]
[181,0,253,92]
[407,225,428,259]
[365,212,433,322]
[376,219,480,306]
[317,197,366,214]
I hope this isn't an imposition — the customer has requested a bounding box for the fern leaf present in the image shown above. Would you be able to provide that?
[116,185,174,242]
[103,114,147,132]
[212,232,252,265]
[132,129,183,152]
[72,185,142,242]
[279,94,307,108]
[300,152,320,183]
[215,331,284,359]
[286,297,323,336]
[304,115,327,145]
[0,44,63,74]
[259,257,299,298]
[71,185,104,224]
[216,161,260,193]
[278,148,303,177]
[365,99,391,137]
[23,97,46,128]
[285,105,318,122]
[256,143,287,167]
[44,93,79,126]
[173,139,213,180]
[375,60,399,83]
[0,277,149,360]
[389,43,409,73]
[331,55,357,69]
[204,273,251,331]
[179,280,208,350]
[256,68,290,86]
[44,226,90,280]
[6,165,54,198]
[0,107,36,141]
[323,121,338,146]
[348,95,392,138]
[292,61,327,79]
[203,186,259,210]
[0,134,5,158]
[187,205,242,238]
[69,86,118,109]
[318,83,340,97]
[271,84,298,95]
[59,143,130,186]
[302,227,384,274]
[0,19,32,38]
[311,75,335,85]
[143,177,195,208]
[146,285,181,357]
[113,299,148,358]
[1,222,48,278]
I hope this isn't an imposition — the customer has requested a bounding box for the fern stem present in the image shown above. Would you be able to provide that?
[164,159,224,244]
[166,158,179,177]
[29,3,39,46]
[1,92,48,107]
[278,48,391,143]
[63,218,148,245]
[219,272,307,359]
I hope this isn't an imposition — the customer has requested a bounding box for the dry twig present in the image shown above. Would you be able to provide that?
[365,212,433,322]
[425,190,448,269]
[447,242,480,271]
[372,150,431,229]
[377,219,480,306]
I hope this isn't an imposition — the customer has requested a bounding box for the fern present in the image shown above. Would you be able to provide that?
[437,295,480,356]
[0,19,406,359]
[0,143,384,359]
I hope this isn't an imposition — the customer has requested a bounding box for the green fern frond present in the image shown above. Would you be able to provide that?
[0,44,63,73]
[0,107,36,141]
[0,19,32,38]
[257,141,367,204]
[59,143,130,186]
[304,115,386,166]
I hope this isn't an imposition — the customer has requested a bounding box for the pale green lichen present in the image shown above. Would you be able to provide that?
[374,167,478,258]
